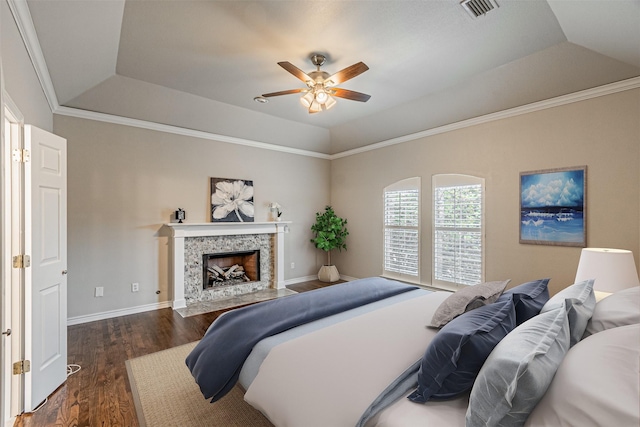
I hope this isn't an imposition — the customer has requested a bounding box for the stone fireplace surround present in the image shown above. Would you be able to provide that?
[167,222,289,309]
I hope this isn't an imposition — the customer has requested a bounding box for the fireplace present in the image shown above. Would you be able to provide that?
[166,222,289,309]
[203,250,260,289]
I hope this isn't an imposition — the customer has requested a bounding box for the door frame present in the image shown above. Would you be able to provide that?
[2,92,25,425]
[0,5,5,420]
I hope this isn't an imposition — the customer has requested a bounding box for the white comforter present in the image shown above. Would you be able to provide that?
[244,291,453,427]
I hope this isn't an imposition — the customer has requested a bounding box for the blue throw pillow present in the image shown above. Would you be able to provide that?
[499,278,550,325]
[408,296,516,403]
[466,301,571,426]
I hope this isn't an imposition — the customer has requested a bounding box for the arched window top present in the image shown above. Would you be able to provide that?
[384,176,421,193]
[432,173,483,187]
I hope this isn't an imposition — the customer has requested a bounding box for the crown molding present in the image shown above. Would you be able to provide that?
[330,76,640,159]
[52,78,640,161]
[7,0,59,112]
[54,106,331,159]
[9,0,639,161]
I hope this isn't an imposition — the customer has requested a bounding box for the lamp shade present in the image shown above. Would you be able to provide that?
[300,91,314,108]
[575,248,640,293]
[324,95,337,110]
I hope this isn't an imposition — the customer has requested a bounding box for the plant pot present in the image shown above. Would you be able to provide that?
[318,265,340,282]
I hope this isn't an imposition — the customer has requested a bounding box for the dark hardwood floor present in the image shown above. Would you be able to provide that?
[14,280,338,427]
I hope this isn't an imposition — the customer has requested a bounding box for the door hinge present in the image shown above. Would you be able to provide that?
[12,148,30,163]
[13,360,31,375]
[12,254,31,269]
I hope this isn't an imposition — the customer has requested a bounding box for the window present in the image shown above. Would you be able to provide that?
[433,174,484,288]
[383,177,420,282]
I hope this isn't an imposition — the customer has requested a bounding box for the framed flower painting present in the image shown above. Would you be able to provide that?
[210,177,255,222]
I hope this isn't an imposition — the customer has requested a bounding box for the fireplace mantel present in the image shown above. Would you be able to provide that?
[166,222,290,309]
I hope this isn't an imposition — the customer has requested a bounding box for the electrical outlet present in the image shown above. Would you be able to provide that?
[290,262,295,269]
[131,282,139,292]
[95,286,104,297]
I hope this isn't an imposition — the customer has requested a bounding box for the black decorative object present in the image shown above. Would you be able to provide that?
[175,208,186,223]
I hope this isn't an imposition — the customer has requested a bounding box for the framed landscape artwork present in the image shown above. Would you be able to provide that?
[519,166,587,247]
[210,177,255,222]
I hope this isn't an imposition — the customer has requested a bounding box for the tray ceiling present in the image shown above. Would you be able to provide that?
[23,0,640,154]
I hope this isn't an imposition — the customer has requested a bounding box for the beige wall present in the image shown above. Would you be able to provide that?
[3,0,639,315]
[54,115,330,318]
[331,89,640,295]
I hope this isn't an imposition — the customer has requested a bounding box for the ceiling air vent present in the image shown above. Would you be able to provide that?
[461,0,499,18]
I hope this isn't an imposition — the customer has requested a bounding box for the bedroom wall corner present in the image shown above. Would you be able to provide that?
[330,88,640,296]
[54,114,331,319]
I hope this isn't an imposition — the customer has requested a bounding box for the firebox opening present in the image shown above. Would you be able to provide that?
[203,250,260,289]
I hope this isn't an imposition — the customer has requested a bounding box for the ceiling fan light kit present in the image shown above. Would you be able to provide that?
[300,84,337,112]
[262,53,370,114]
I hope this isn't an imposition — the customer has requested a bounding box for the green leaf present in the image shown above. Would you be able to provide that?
[310,206,349,258]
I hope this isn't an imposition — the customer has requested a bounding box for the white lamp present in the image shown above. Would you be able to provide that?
[575,248,640,300]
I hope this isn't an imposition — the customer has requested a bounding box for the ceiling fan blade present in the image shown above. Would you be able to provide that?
[331,88,371,102]
[278,62,313,84]
[262,89,306,97]
[325,62,369,86]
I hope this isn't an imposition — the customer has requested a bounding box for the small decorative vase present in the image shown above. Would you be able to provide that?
[276,217,282,222]
[318,265,340,282]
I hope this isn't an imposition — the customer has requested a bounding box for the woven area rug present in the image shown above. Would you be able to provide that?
[126,342,274,427]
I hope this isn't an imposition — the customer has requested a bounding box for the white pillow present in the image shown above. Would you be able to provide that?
[583,286,640,338]
[526,323,640,427]
[540,279,595,346]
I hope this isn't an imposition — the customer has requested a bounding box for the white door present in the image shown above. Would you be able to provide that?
[23,125,67,411]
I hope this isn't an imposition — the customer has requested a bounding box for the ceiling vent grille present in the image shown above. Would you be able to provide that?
[461,0,499,18]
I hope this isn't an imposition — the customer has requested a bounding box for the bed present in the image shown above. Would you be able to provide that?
[186,277,640,427]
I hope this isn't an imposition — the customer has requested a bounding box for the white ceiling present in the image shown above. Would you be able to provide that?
[24,0,640,154]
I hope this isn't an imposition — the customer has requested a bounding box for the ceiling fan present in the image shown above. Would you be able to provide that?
[261,54,371,114]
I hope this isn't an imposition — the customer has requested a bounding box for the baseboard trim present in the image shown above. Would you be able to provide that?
[172,298,187,310]
[67,276,360,325]
[67,301,173,326]
[283,274,359,285]
[283,275,318,285]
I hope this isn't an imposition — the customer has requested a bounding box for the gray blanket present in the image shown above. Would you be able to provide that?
[185,277,418,402]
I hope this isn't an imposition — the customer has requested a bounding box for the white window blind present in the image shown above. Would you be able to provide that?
[383,178,420,280]
[433,176,484,287]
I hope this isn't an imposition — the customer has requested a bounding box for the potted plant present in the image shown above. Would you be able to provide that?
[310,206,349,282]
